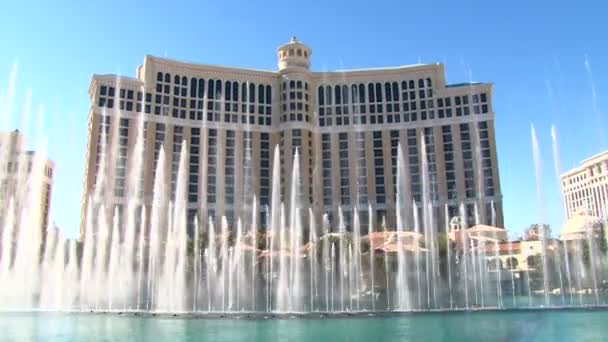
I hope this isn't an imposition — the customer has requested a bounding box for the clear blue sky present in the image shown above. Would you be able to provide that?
[0,0,606,239]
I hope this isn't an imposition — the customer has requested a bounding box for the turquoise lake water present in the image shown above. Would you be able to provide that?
[0,309,606,341]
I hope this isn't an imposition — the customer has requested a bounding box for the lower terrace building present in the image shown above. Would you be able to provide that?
[82,37,503,236]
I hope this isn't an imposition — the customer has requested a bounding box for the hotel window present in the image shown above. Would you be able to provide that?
[224,130,235,210]
[390,130,400,197]
[152,123,165,182]
[322,133,332,206]
[188,128,200,203]
[442,125,457,200]
[114,118,129,197]
[423,127,439,201]
[478,121,494,197]
[171,126,184,199]
[408,129,421,202]
[338,133,350,205]
[260,133,271,207]
[373,131,386,204]
[207,129,217,204]
[460,123,475,199]
[355,132,367,204]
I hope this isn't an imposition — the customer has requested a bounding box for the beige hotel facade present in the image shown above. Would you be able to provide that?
[561,151,608,220]
[82,37,503,235]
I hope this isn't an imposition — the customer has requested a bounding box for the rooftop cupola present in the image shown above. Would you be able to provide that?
[277,36,312,72]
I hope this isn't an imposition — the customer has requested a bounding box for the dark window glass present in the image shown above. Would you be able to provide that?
[225,81,232,101]
[368,83,375,103]
[258,84,264,103]
[198,79,205,98]
[266,85,272,104]
[190,78,197,97]
[215,80,222,98]
[385,82,392,102]
[358,84,366,103]
[249,83,255,103]
[392,82,399,101]
[208,79,215,99]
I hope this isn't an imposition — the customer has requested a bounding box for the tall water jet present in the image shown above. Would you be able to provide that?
[552,125,574,304]
[269,145,282,312]
[147,146,167,310]
[288,149,303,312]
[308,208,317,312]
[0,199,16,277]
[531,124,550,306]
[395,144,410,310]
[444,204,453,309]
[368,204,376,311]
[108,208,121,310]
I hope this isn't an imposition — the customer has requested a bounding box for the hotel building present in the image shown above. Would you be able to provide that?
[82,37,503,235]
[561,151,608,219]
[0,130,54,240]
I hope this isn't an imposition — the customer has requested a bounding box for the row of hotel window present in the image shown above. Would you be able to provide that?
[96,121,494,215]
[96,79,487,127]
[317,81,488,126]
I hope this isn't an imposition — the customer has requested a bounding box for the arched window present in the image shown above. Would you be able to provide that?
[304,51,308,57]
[182,76,188,86]
[401,81,407,90]
[426,78,432,87]
[375,83,383,102]
[318,86,325,106]
[385,82,392,102]
[409,80,415,89]
[190,78,197,98]
[207,79,215,99]
[249,83,255,103]
[282,81,287,90]
[215,80,222,98]
[258,84,265,104]
[296,80,302,89]
[325,85,332,105]
[265,85,272,104]
[164,73,171,83]
[342,85,349,104]
[174,75,181,84]
[232,82,239,102]
[392,82,399,101]
[198,79,205,98]
[290,80,295,89]
[225,81,232,101]
[157,72,163,82]
[358,84,366,103]
[418,79,424,88]
[334,85,341,105]
[289,49,294,56]
[368,83,375,103]
[351,85,358,103]
[242,83,247,102]
[297,49,302,56]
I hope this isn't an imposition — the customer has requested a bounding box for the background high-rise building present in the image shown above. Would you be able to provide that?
[561,151,608,219]
[82,37,503,236]
[0,130,54,240]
